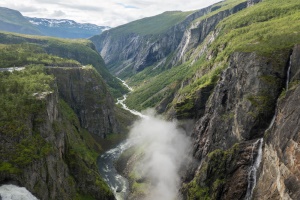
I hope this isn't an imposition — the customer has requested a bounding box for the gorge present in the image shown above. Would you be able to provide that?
[1,0,300,199]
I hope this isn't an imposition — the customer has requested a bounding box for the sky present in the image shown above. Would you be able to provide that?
[0,0,221,27]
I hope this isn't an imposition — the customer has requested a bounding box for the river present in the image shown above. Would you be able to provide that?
[97,79,144,200]
[97,140,132,200]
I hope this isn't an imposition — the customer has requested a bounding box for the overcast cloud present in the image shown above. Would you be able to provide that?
[0,0,221,27]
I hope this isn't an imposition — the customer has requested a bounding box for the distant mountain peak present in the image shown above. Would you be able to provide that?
[26,17,110,38]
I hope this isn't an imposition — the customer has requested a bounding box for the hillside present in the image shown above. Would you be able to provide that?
[90,10,198,75]
[0,7,42,35]
[0,7,110,39]
[0,32,128,97]
[0,32,136,199]
[92,0,300,199]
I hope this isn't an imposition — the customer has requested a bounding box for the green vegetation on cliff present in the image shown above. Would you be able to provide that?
[107,11,194,38]
[0,66,114,199]
[0,65,54,138]
[0,7,42,35]
[212,0,300,59]
[0,32,128,97]
[183,144,240,200]
[125,0,300,115]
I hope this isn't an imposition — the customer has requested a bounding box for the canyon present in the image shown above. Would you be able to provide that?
[0,0,300,199]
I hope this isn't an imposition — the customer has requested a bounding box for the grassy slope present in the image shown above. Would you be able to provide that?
[108,11,194,38]
[0,7,41,35]
[125,0,300,111]
[0,32,128,97]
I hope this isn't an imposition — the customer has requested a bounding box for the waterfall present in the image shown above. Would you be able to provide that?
[0,184,38,200]
[245,138,263,200]
[286,56,292,90]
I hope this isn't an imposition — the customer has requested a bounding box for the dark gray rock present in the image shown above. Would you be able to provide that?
[182,51,290,199]
[48,67,121,138]
[290,44,300,82]
[254,45,300,199]
[247,0,262,7]
[192,52,287,160]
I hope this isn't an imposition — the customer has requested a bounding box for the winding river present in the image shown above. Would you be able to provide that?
[97,79,144,200]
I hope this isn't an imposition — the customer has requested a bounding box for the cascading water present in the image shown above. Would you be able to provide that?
[286,55,292,90]
[0,184,38,200]
[245,138,263,200]
[245,110,277,200]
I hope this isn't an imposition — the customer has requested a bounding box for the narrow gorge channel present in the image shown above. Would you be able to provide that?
[97,79,191,200]
[97,79,144,200]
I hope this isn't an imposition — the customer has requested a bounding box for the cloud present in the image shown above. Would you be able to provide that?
[117,3,139,9]
[0,0,222,27]
[50,10,66,18]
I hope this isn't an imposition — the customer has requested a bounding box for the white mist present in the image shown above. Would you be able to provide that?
[129,109,191,200]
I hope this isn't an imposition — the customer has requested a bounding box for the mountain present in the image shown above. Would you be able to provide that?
[0,7,110,39]
[0,32,135,199]
[90,10,196,76]
[91,0,300,199]
[27,17,110,39]
[0,7,42,35]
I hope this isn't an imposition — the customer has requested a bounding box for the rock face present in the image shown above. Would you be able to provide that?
[91,0,256,77]
[182,50,291,199]
[0,83,114,199]
[48,67,121,138]
[253,45,300,200]
[247,0,262,6]
[171,2,247,66]
[90,7,213,75]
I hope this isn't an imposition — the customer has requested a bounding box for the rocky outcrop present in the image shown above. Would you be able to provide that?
[0,83,114,199]
[48,67,121,138]
[290,44,300,82]
[91,7,214,75]
[171,2,248,66]
[91,0,261,78]
[253,45,300,200]
[247,0,262,7]
[182,51,290,199]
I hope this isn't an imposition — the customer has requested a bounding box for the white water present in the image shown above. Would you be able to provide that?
[286,56,292,90]
[117,78,133,92]
[265,114,276,133]
[116,95,147,118]
[245,138,263,200]
[98,139,135,200]
[0,184,38,200]
[116,78,147,118]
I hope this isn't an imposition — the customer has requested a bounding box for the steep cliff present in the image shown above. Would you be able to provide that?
[48,66,121,138]
[0,66,114,199]
[253,45,300,200]
[107,0,300,199]
[91,10,195,76]
[0,32,128,97]
[181,50,289,199]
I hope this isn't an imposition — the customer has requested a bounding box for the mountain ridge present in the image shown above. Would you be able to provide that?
[0,6,110,39]
[27,17,110,39]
